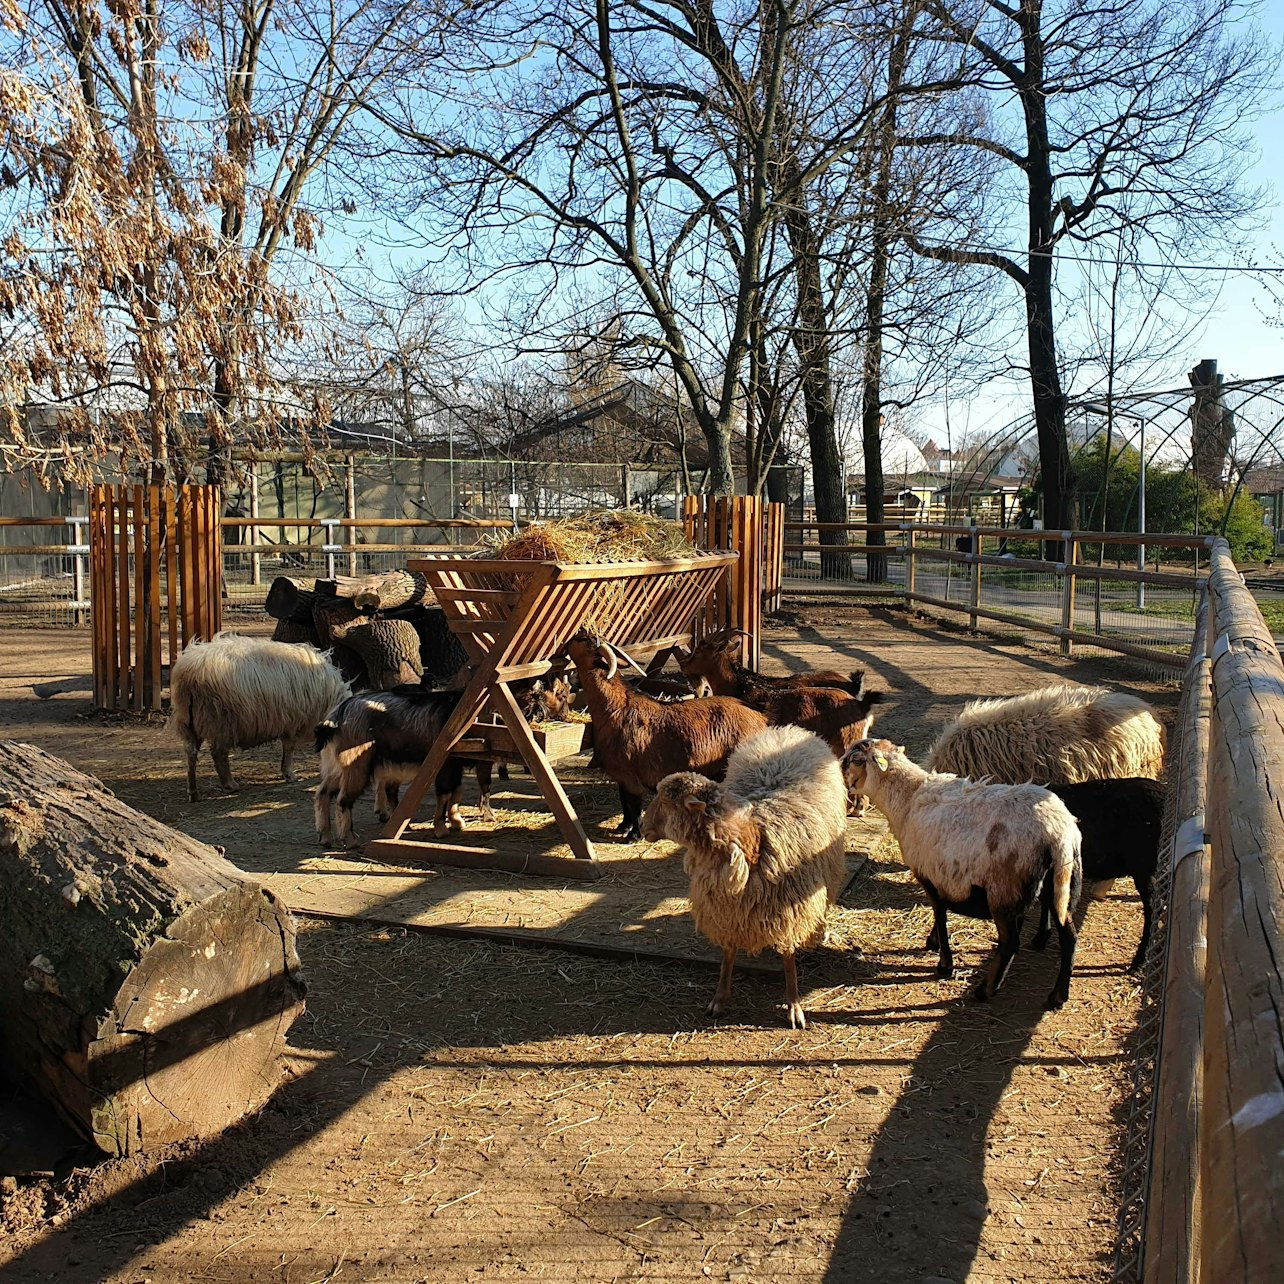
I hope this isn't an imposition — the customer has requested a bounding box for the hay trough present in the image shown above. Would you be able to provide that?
[367,547,738,879]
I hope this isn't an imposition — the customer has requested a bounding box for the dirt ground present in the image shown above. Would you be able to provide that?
[0,604,1181,1283]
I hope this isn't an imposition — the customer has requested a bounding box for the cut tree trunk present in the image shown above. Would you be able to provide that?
[0,742,306,1156]
[268,571,431,622]
[407,604,469,683]
[330,617,423,690]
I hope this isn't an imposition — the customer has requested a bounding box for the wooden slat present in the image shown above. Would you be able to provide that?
[164,487,178,668]
[115,487,129,711]
[364,840,603,881]
[132,485,144,712]
[147,485,162,707]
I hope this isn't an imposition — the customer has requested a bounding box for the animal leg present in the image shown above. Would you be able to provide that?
[314,788,334,845]
[781,952,807,1030]
[336,793,360,847]
[1047,905,1079,1010]
[475,761,495,823]
[977,911,1021,1002]
[211,746,239,793]
[1031,899,1053,952]
[616,786,644,841]
[280,737,298,784]
[184,738,201,803]
[498,763,510,781]
[919,878,952,978]
[1129,872,1153,973]
[376,780,401,825]
[708,946,736,1019]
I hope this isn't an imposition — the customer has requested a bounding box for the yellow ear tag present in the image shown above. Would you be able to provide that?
[873,751,889,771]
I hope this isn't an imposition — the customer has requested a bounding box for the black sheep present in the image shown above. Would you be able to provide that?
[1032,777,1164,971]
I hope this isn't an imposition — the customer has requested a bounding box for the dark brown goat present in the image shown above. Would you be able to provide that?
[567,637,768,840]
[675,630,863,699]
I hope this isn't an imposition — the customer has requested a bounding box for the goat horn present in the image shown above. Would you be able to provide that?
[605,641,648,677]
[596,645,618,682]
[673,643,691,662]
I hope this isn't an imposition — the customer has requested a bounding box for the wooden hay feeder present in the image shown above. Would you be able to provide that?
[368,551,738,879]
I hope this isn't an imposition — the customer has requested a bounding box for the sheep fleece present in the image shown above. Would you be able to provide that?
[685,726,848,958]
[170,631,349,749]
[925,684,1165,784]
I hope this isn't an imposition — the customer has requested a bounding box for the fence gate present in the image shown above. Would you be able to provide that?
[89,485,222,711]
[683,495,783,671]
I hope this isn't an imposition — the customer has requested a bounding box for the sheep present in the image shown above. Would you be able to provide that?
[313,676,570,847]
[1036,777,1164,971]
[566,636,769,840]
[641,725,849,1028]
[170,631,350,802]
[925,685,1165,785]
[675,628,866,698]
[842,738,1083,1010]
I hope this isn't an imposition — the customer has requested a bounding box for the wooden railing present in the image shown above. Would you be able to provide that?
[784,521,1213,668]
[1136,539,1284,1282]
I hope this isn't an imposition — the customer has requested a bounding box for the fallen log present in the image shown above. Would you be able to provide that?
[0,743,306,1156]
[330,617,423,690]
[266,570,431,622]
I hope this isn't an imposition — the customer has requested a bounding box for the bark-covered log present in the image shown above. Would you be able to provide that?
[0,743,306,1156]
[410,605,469,682]
[330,618,423,690]
[271,617,322,649]
[264,576,316,625]
[312,597,366,686]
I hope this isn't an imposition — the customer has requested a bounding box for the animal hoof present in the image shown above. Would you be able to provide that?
[1030,932,1051,952]
[1044,989,1068,1010]
[376,811,389,825]
[786,1003,807,1030]
[971,982,991,1003]
[934,962,953,980]
[479,807,496,823]
[706,998,728,1020]
[448,817,467,832]
[615,827,642,842]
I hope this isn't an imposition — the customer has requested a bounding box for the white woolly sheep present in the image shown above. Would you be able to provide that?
[641,725,849,1029]
[843,738,1083,1010]
[170,631,350,802]
[925,685,1165,785]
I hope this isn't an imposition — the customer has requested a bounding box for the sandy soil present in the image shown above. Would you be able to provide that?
[0,604,1180,1283]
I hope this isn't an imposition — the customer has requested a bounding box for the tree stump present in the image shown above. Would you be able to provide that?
[411,604,469,682]
[312,597,366,686]
[264,575,316,626]
[0,743,306,1156]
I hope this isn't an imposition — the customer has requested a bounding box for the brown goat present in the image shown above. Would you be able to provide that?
[675,630,863,698]
[567,636,769,839]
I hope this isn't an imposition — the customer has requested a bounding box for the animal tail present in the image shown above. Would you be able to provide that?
[1050,826,1082,926]
[847,670,867,699]
[314,717,340,754]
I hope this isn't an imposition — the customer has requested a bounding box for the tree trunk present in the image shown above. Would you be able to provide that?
[329,617,424,690]
[265,571,431,622]
[0,742,305,1156]
[784,186,850,579]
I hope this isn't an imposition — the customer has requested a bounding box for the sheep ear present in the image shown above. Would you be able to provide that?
[873,750,889,770]
[684,796,707,813]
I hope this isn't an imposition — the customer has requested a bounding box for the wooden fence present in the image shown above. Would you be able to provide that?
[786,520,1212,669]
[1131,536,1284,1282]
[683,495,785,670]
[88,485,222,711]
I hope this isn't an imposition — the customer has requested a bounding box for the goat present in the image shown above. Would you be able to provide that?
[566,636,768,840]
[641,726,849,1028]
[925,685,1165,785]
[313,676,569,847]
[843,739,1083,1010]
[170,631,350,802]
[1037,777,1164,971]
[675,629,866,698]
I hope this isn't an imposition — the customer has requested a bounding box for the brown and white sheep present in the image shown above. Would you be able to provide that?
[567,636,768,840]
[170,631,350,802]
[925,685,1165,785]
[642,725,849,1029]
[843,739,1084,1010]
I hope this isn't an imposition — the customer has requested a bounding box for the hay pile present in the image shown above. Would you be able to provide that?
[481,510,697,564]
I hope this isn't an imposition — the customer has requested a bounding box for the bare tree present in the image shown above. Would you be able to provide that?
[908,0,1273,539]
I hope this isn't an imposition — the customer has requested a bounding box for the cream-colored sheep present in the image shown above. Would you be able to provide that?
[925,685,1165,784]
[170,631,349,801]
[641,725,848,1029]
[844,738,1083,1010]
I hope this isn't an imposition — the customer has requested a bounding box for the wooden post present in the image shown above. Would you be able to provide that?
[344,456,357,576]
[1060,533,1078,657]
[1201,537,1284,1284]
[905,526,917,600]
[968,531,981,632]
[248,462,261,587]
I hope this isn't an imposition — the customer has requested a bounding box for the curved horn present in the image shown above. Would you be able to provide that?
[597,644,618,682]
[673,643,692,663]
